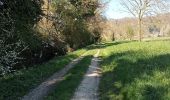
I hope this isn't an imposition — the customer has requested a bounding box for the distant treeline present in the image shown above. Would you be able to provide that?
[98,14,170,41]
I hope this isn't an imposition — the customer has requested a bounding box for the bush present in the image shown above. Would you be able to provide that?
[0,41,26,75]
[0,10,27,75]
[126,26,135,40]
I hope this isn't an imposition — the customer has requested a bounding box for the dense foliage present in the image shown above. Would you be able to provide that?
[0,0,99,75]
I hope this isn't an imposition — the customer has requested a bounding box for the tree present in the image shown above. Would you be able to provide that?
[121,0,169,41]
[48,0,99,49]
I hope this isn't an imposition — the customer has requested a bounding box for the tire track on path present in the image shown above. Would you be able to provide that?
[72,49,101,100]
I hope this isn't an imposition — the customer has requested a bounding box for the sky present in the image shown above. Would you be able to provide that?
[102,0,170,19]
[102,0,131,19]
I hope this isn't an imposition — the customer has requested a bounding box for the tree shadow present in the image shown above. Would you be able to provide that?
[142,85,168,100]
[100,50,170,100]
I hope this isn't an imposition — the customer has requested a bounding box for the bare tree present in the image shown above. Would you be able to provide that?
[121,0,169,41]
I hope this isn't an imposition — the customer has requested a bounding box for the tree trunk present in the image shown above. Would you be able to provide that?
[112,32,115,41]
[139,19,142,41]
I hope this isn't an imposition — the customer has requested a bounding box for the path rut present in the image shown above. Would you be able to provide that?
[72,50,101,100]
[22,53,87,100]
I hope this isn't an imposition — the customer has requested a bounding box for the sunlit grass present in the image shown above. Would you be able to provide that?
[99,40,170,100]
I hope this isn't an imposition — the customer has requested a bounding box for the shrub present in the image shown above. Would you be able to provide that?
[126,26,135,40]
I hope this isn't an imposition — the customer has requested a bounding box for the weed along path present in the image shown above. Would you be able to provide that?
[22,53,87,100]
[72,49,101,100]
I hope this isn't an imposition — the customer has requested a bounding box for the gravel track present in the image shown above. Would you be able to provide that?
[72,50,101,100]
[22,54,86,100]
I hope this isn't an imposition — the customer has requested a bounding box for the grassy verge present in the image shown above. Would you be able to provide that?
[45,56,92,100]
[0,49,87,100]
[99,40,170,100]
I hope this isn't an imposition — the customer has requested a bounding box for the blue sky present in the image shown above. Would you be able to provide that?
[102,0,132,19]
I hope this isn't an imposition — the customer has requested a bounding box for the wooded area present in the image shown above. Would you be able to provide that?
[0,0,170,76]
[0,0,101,75]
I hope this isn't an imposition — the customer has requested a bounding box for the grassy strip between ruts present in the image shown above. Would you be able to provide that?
[45,55,92,100]
[0,49,87,100]
[99,40,170,100]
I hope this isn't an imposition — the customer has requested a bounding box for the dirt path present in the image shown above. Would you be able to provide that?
[72,50,101,100]
[22,53,87,100]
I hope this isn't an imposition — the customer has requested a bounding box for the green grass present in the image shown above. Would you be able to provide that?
[0,49,87,100]
[1,39,169,100]
[45,56,92,100]
[99,40,170,100]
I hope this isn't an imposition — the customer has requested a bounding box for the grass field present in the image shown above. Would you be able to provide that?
[99,40,170,100]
